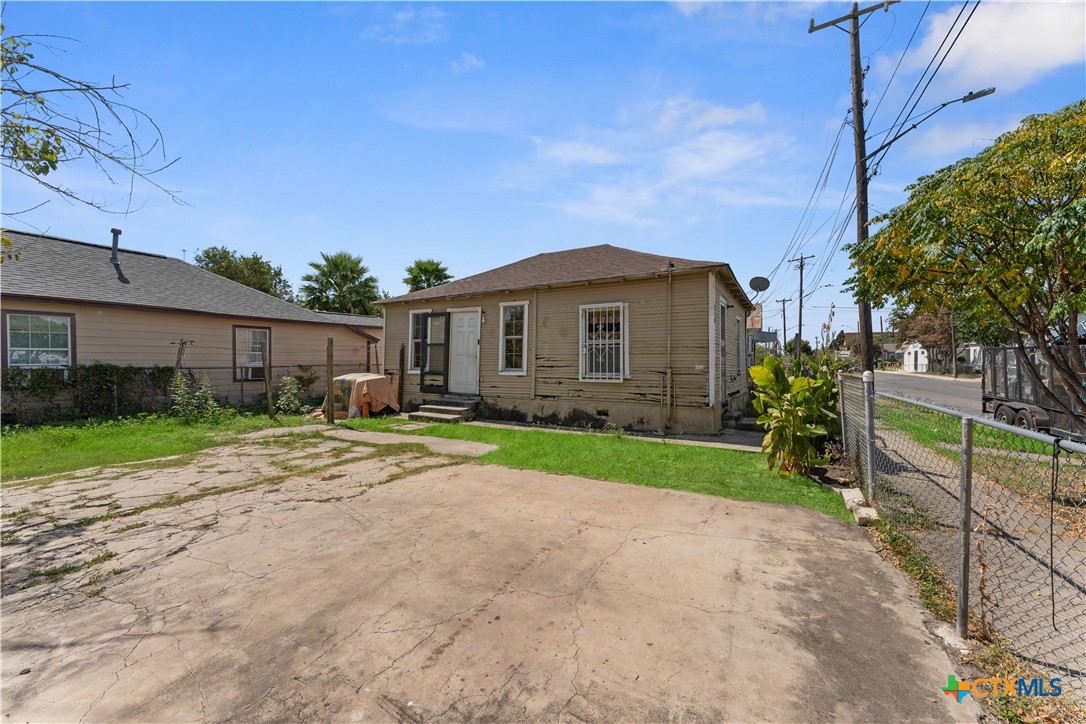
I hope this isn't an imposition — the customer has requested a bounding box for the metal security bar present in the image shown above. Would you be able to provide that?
[580,303,627,381]
[839,373,1086,701]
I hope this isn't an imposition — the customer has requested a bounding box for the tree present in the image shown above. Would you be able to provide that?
[1,27,180,260]
[403,258,453,292]
[901,308,953,368]
[848,100,1086,419]
[194,246,293,301]
[298,251,381,316]
[784,339,813,357]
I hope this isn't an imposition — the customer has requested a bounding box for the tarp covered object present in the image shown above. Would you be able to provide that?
[326,373,399,418]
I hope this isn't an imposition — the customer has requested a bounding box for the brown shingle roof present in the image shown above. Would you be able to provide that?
[380,244,752,309]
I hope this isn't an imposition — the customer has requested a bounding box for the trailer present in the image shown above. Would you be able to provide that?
[981,345,1086,441]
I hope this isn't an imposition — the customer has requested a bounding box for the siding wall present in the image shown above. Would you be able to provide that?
[384,270,749,434]
[1,298,382,398]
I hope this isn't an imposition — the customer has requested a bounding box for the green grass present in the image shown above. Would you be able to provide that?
[343,418,853,522]
[1,413,322,481]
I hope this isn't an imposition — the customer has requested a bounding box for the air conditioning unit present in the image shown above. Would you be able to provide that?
[238,365,265,381]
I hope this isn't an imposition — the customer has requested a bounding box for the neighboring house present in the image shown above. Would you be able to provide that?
[902,341,929,373]
[379,244,754,434]
[958,342,983,372]
[0,230,382,399]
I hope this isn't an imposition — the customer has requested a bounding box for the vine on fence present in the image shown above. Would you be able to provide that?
[1,363,174,424]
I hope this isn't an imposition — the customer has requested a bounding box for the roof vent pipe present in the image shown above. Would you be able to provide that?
[110,228,122,264]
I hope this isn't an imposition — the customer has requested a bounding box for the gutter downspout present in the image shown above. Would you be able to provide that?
[666,261,674,430]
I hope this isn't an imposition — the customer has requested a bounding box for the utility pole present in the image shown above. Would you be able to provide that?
[810,0,900,374]
[776,298,792,359]
[789,254,815,363]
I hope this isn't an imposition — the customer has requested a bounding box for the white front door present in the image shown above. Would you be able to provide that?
[449,311,480,394]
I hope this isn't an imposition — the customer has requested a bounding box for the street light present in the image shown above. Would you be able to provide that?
[852,86,995,374]
[865,88,996,162]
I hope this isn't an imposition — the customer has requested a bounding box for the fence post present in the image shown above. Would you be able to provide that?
[262,343,273,419]
[837,370,847,459]
[325,337,335,425]
[863,370,876,501]
[957,416,974,639]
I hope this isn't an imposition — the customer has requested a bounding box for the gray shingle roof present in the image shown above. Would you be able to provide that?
[1,230,337,324]
[380,243,753,309]
[313,311,384,328]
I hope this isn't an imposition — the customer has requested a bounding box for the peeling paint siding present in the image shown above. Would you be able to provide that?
[385,272,728,429]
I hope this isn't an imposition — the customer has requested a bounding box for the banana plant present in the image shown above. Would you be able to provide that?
[749,356,837,476]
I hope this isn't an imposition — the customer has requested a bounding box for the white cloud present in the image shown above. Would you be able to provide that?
[556,182,659,226]
[904,2,1085,93]
[451,52,485,75]
[535,139,622,166]
[362,6,449,46]
[907,116,1019,159]
[655,97,767,133]
[663,130,770,180]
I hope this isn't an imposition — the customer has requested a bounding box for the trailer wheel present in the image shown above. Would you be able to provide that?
[1014,410,1035,431]
[995,406,1014,425]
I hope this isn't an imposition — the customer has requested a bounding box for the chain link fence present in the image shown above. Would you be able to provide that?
[1,359,388,424]
[840,373,1086,701]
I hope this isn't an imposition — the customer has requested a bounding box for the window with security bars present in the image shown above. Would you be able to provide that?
[5,312,72,368]
[234,326,270,381]
[579,303,627,382]
[499,302,528,374]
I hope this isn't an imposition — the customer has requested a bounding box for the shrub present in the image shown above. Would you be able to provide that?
[749,355,835,476]
[170,373,221,422]
[275,376,310,416]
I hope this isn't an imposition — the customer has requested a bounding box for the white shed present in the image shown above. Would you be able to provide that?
[902,341,929,373]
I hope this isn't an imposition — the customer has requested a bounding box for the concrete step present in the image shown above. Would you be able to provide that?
[737,417,762,432]
[420,404,474,418]
[408,411,465,424]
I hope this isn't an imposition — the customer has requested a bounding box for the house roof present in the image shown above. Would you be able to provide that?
[380,244,753,309]
[314,311,384,328]
[1,229,346,326]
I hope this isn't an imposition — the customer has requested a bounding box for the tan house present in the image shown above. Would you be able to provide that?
[379,244,754,434]
[0,230,382,403]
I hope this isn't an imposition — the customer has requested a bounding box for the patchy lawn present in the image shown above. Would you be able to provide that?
[1,413,322,482]
[344,418,852,522]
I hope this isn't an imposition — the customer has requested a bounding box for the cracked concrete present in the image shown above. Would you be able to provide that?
[2,430,978,722]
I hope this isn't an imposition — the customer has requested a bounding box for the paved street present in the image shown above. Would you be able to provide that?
[1,427,977,723]
[874,370,984,417]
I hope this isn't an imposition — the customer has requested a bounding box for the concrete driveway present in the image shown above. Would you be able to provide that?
[1,428,977,722]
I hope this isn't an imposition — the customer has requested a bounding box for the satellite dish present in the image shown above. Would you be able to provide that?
[749,276,770,293]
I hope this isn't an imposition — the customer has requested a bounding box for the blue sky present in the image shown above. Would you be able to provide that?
[3,1,1084,343]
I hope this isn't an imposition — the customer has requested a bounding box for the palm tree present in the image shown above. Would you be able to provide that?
[403,258,453,292]
[298,251,381,315]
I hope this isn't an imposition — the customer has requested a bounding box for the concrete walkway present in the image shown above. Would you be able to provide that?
[1,433,977,722]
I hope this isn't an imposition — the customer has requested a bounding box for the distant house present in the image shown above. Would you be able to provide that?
[0,230,382,399]
[958,342,983,372]
[902,341,929,373]
[379,244,754,434]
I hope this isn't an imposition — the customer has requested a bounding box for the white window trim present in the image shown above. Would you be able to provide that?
[6,312,73,369]
[498,300,529,376]
[578,302,630,383]
[407,308,431,374]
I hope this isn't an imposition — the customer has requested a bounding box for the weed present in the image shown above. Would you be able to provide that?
[1,533,21,546]
[26,550,118,586]
[2,507,37,524]
[113,521,149,534]
[85,586,105,598]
